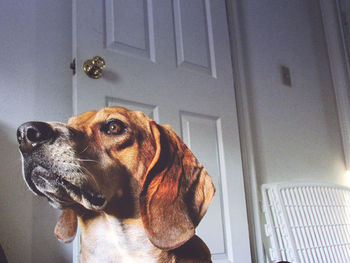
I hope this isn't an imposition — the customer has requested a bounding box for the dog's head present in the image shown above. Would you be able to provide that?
[17,107,215,250]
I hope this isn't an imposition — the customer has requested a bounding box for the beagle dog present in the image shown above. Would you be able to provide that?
[17,107,215,262]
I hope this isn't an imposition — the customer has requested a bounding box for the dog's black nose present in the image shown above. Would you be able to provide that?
[17,122,54,153]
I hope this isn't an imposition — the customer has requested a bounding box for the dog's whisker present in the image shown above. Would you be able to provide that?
[76,158,98,164]
[78,145,90,155]
[77,166,100,190]
[62,162,81,169]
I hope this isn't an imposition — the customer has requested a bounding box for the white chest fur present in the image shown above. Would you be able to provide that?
[79,215,160,263]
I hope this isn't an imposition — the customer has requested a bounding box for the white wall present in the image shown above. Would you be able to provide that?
[0,1,72,262]
[239,0,347,186]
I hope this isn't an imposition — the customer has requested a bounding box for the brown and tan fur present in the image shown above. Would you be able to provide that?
[18,107,215,262]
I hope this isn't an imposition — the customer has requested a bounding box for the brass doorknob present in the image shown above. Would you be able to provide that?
[83,56,106,79]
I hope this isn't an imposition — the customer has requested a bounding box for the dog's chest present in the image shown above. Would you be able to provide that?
[80,216,160,263]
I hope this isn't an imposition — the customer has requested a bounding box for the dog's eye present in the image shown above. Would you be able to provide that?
[101,119,126,136]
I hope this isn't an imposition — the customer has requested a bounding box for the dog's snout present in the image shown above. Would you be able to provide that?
[17,122,54,153]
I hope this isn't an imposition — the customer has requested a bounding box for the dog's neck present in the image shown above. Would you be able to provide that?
[78,212,166,263]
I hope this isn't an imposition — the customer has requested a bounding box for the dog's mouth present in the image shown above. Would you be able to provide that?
[27,165,106,210]
[58,176,106,208]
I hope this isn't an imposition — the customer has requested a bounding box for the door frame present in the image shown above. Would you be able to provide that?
[72,2,79,262]
[317,0,350,171]
[225,1,264,262]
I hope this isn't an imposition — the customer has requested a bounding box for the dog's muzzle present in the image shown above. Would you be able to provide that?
[17,122,106,210]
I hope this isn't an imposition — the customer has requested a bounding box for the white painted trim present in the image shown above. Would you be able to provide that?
[225,1,265,262]
[319,0,350,170]
[72,0,78,117]
[72,225,80,263]
[72,1,80,262]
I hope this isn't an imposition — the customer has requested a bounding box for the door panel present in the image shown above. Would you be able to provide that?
[180,112,226,253]
[74,0,251,262]
[105,0,156,61]
[173,0,216,77]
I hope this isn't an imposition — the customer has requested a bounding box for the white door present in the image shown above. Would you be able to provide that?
[73,0,251,262]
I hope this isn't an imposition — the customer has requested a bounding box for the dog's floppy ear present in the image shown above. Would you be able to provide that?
[140,122,215,250]
[54,209,77,243]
